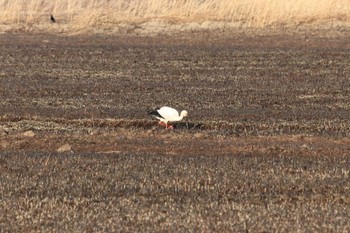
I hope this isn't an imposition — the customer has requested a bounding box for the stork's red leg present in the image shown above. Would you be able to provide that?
[158,121,173,129]
[166,124,174,129]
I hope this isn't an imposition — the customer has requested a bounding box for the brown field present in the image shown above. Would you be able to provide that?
[1,29,350,232]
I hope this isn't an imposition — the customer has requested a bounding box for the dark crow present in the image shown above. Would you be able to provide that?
[50,14,56,23]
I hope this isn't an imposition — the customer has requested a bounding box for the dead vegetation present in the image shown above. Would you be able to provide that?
[0,32,350,231]
[1,150,350,232]
[1,0,350,34]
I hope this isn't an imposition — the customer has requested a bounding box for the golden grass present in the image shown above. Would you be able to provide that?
[0,0,349,32]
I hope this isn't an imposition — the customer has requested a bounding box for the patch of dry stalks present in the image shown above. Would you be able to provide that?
[0,0,349,33]
[1,150,350,232]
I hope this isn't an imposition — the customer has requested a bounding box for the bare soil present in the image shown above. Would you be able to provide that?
[1,29,350,232]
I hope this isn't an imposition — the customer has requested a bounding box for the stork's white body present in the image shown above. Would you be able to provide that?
[148,106,188,129]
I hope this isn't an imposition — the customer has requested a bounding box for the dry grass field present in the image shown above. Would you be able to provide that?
[0,29,350,231]
[1,0,350,34]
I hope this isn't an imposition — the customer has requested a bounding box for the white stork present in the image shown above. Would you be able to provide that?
[148,106,188,129]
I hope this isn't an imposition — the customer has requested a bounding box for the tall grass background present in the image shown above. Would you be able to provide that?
[1,0,349,33]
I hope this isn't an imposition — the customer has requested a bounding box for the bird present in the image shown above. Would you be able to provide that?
[50,14,56,23]
[148,106,188,129]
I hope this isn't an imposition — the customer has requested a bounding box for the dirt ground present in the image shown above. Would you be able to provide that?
[1,29,350,232]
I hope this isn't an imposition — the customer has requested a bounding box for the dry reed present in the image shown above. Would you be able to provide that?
[0,0,349,32]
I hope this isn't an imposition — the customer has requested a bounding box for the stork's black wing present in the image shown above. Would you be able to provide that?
[147,108,164,119]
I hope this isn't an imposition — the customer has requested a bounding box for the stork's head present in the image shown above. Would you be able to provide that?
[181,110,188,118]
